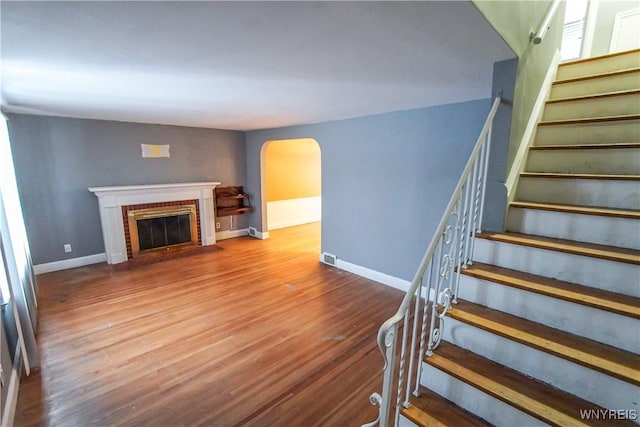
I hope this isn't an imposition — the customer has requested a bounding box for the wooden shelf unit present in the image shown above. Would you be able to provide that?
[215,186,251,217]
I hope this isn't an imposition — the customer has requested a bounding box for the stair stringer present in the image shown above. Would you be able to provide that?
[407,49,640,427]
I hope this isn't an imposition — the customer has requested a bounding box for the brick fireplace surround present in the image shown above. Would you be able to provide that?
[89,182,220,264]
[122,200,201,259]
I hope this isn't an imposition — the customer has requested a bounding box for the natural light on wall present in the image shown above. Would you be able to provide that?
[0,116,30,301]
[265,138,321,202]
[561,0,589,60]
[264,138,321,231]
[0,250,9,303]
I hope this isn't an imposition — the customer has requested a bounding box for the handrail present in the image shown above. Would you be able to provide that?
[530,0,562,45]
[362,96,502,427]
[375,96,501,349]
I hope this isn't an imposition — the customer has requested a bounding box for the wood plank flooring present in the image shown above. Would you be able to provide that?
[15,223,403,426]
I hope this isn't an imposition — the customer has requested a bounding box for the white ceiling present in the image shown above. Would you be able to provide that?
[0,1,514,131]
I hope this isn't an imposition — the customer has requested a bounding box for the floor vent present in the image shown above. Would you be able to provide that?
[248,227,257,237]
[321,252,337,266]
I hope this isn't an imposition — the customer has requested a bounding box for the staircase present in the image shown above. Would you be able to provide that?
[400,49,640,426]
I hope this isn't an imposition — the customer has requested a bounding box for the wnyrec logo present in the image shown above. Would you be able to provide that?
[580,409,638,421]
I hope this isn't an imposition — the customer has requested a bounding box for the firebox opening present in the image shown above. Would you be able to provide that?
[127,204,198,257]
[137,214,192,251]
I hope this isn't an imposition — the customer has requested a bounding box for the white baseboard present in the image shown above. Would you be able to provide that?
[34,253,107,274]
[267,197,321,230]
[318,254,411,293]
[215,229,249,240]
[248,227,269,240]
[320,254,437,302]
[1,344,21,427]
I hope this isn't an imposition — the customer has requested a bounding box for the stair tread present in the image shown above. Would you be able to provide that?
[462,262,640,319]
[476,232,640,265]
[538,114,640,126]
[547,88,640,104]
[401,387,491,427]
[427,342,636,427]
[520,171,640,180]
[553,66,640,85]
[559,48,640,67]
[447,300,640,386]
[509,201,640,219]
[530,142,640,150]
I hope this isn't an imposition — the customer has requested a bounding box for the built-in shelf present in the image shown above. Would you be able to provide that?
[218,206,251,215]
[215,186,252,217]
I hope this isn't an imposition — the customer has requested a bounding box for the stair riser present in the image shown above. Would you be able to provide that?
[526,148,640,175]
[507,207,640,250]
[516,177,640,210]
[441,319,639,413]
[398,415,419,427]
[458,276,640,352]
[535,119,640,146]
[550,70,640,99]
[420,363,546,427]
[556,52,640,80]
[473,238,640,297]
[543,93,640,121]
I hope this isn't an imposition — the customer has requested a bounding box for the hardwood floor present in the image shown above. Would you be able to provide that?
[15,223,404,426]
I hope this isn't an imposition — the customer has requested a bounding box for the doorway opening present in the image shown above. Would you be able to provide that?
[260,138,321,251]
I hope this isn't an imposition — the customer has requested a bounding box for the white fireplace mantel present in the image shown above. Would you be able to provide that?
[89,182,220,264]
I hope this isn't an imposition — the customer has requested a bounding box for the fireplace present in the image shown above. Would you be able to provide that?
[127,204,198,257]
[89,182,220,264]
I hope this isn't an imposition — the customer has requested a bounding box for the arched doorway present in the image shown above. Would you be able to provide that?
[260,138,321,247]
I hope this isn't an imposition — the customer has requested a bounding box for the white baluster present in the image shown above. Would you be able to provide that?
[361,97,501,427]
[415,261,433,396]
[405,277,423,407]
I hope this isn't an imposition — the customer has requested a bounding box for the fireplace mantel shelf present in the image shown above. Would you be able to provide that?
[89,182,221,264]
[89,182,220,196]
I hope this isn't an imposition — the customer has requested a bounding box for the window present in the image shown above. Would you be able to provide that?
[561,0,589,60]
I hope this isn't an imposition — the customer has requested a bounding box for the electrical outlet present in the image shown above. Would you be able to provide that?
[215,222,221,230]
[64,244,72,253]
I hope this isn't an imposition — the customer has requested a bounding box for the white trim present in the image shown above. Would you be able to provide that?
[505,49,561,203]
[1,344,21,427]
[266,197,321,230]
[328,257,435,300]
[609,8,640,53]
[87,182,219,194]
[88,182,220,264]
[581,0,599,58]
[332,258,411,293]
[215,229,249,240]
[248,227,269,240]
[33,253,106,274]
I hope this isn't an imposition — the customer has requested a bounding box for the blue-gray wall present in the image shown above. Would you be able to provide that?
[6,114,246,264]
[483,57,518,232]
[245,98,492,281]
[6,58,515,278]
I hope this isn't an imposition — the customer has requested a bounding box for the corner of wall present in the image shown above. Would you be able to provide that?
[504,49,561,204]
[476,0,565,231]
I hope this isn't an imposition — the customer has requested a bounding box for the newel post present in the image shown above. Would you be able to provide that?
[379,323,398,427]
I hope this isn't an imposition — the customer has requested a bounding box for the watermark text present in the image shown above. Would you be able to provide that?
[580,409,637,421]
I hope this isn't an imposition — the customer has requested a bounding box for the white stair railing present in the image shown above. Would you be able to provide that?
[362,96,502,427]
